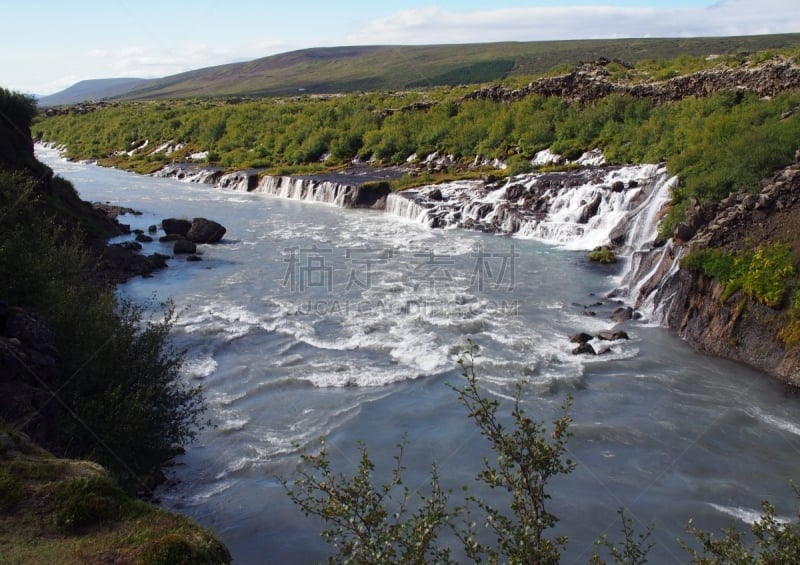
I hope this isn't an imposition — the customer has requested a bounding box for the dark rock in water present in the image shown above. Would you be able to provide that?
[135,233,153,243]
[570,332,593,344]
[347,183,392,209]
[505,183,526,200]
[611,306,634,322]
[114,241,142,251]
[149,253,168,269]
[578,194,603,224]
[597,330,630,341]
[133,228,144,235]
[92,202,141,219]
[186,255,203,262]
[428,188,443,201]
[581,310,597,317]
[96,246,168,284]
[159,234,183,242]
[186,218,226,243]
[611,181,625,192]
[148,224,157,233]
[174,240,197,254]
[162,218,192,236]
[572,343,596,355]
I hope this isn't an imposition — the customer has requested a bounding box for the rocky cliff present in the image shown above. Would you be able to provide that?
[630,156,800,384]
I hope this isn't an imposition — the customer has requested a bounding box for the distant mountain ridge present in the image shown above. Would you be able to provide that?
[41,33,800,103]
[38,78,147,106]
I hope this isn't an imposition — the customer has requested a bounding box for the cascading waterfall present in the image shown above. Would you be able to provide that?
[156,163,358,207]
[384,191,435,225]
[383,164,673,250]
[635,242,685,322]
[381,162,683,321]
[157,156,683,321]
[254,175,353,207]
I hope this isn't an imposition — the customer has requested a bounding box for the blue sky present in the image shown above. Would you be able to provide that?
[3,0,798,95]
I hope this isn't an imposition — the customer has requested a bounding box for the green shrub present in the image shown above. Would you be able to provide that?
[682,245,796,307]
[0,168,203,487]
[138,534,196,565]
[51,476,126,528]
[683,492,800,564]
[0,467,24,511]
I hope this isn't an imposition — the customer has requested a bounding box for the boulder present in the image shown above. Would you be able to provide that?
[186,218,226,243]
[578,194,603,224]
[569,332,593,344]
[597,330,630,341]
[135,233,153,243]
[186,255,203,262]
[114,241,142,251]
[148,224,158,233]
[174,240,197,254]
[505,184,526,200]
[572,343,596,355]
[148,253,169,269]
[91,245,168,285]
[159,234,184,242]
[611,307,634,323]
[161,218,192,236]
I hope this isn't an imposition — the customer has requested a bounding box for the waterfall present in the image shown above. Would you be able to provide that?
[610,174,683,320]
[384,191,433,225]
[254,175,354,207]
[516,165,669,250]
[383,165,672,252]
[153,163,222,184]
[219,171,259,192]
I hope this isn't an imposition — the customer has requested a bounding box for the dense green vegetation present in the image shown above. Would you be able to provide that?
[1,89,205,487]
[682,245,797,308]
[0,170,204,484]
[34,49,800,238]
[288,344,800,563]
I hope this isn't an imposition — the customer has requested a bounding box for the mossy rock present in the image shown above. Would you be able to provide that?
[588,246,617,264]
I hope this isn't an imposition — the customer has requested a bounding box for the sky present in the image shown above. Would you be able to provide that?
[3,0,799,95]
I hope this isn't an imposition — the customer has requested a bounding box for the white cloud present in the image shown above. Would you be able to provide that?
[346,1,800,44]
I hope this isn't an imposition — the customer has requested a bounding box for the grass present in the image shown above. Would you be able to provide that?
[0,427,230,564]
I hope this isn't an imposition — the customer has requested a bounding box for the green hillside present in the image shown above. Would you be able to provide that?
[117,34,800,99]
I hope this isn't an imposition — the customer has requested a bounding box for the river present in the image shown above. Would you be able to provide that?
[39,146,800,563]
